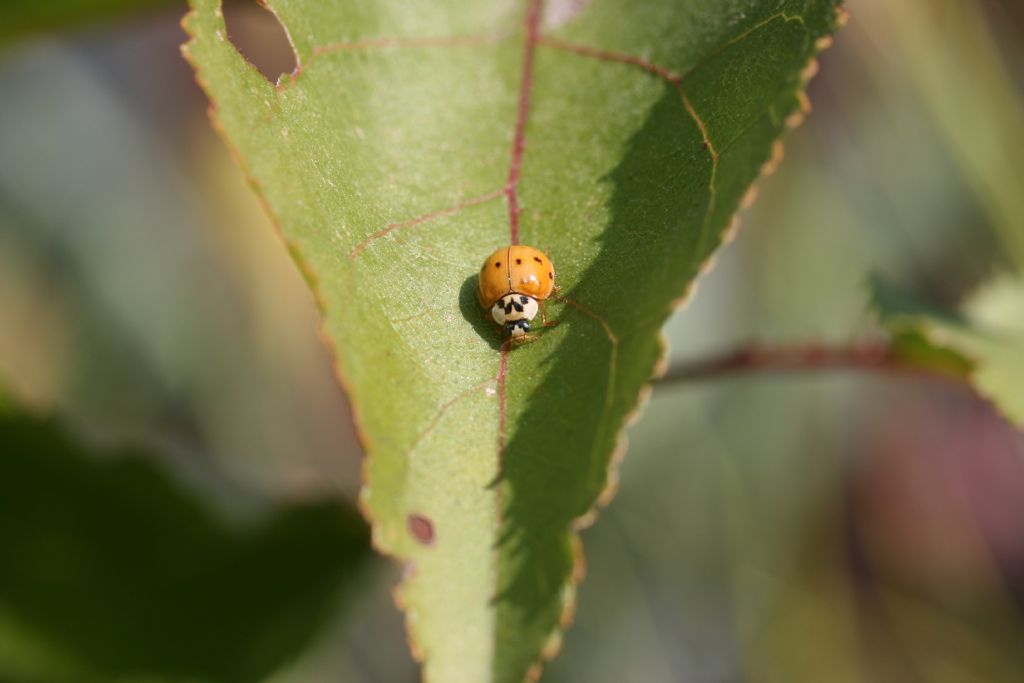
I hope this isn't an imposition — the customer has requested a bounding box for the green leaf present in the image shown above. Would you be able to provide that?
[0,0,179,43]
[873,274,1024,427]
[0,409,370,683]
[183,1,840,679]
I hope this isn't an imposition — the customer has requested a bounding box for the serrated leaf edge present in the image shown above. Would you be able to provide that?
[180,2,846,679]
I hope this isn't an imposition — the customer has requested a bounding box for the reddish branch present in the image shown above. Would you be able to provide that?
[656,342,923,384]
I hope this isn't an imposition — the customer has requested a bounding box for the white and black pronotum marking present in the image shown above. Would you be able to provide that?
[490,293,539,338]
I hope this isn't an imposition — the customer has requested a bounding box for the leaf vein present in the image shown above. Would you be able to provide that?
[349,188,506,261]
[504,0,545,245]
[409,376,499,456]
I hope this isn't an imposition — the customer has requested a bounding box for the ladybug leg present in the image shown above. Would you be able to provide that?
[512,332,542,344]
[539,301,559,328]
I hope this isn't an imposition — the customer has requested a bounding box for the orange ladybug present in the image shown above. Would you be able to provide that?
[477,245,556,338]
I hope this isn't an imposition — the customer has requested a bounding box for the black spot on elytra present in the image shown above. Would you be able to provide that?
[495,262,501,268]
[515,258,522,264]
[548,272,553,279]
[533,256,542,263]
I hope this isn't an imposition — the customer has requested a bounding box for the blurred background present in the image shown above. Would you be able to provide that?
[1,0,1023,681]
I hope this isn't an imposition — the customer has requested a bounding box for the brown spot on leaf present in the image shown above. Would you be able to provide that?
[408,514,435,545]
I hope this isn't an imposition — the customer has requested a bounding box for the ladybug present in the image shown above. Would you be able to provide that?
[477,245,556,338]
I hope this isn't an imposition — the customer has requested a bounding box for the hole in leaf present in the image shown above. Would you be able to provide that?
[407,514,435,545]
[222,0,297,84]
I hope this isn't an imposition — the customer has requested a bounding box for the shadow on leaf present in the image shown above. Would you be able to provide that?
[491,84,708,677]
[460,272,506,351]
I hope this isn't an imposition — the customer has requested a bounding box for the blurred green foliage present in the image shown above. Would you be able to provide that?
[0,407,370,683]
[0,0,179,44]
[874,274,1024,425]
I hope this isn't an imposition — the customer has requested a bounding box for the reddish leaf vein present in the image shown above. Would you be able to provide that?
[505,0,544,245]
[349,188,505,260]
[537,36,719,159]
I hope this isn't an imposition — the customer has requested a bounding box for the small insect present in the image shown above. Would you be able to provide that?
[477,245,556,338]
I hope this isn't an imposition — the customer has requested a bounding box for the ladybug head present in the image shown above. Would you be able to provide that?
[505,319,531,337]
[490,294,539,328]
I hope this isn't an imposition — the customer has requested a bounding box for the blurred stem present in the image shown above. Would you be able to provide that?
[657,342,903,384]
